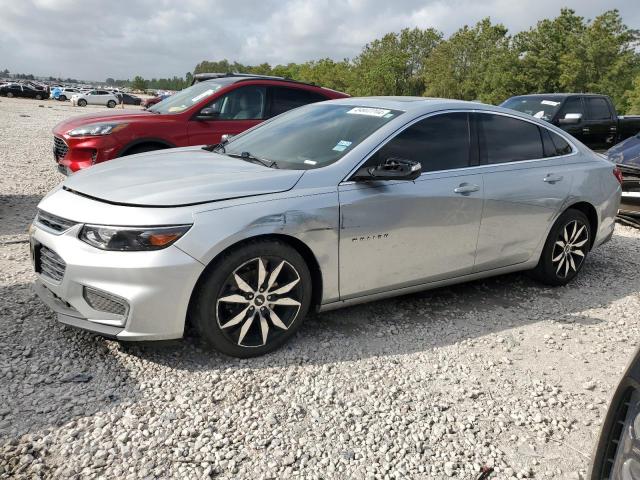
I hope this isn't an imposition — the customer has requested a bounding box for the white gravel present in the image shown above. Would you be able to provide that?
[1,96,639,479]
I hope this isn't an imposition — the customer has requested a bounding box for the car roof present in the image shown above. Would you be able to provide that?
[324,96,490,113]
[509,93,607,99]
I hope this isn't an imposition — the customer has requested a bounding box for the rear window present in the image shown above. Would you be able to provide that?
[586,97,612,120]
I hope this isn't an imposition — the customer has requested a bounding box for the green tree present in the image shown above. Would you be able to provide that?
[351,27,442,96]
[560,10,640,113]
[625,74,640,114]
[131,75,148,91]
[423,18,518,103]
[514,9,586,93]
[105,78,116,86]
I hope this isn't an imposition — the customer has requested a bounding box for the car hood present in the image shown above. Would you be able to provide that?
[53,110,156,134]
[62,147,305,207]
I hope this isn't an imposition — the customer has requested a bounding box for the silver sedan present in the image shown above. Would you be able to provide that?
[31,98,622,357]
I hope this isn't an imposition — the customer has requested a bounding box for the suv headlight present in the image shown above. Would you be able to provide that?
[67,123,128,137]
[79,225,191,251]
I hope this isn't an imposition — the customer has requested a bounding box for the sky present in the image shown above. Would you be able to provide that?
[0,0,637,82]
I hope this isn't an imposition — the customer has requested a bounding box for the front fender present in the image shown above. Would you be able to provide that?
[176,190,340,304]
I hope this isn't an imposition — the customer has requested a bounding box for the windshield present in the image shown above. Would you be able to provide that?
[221,104,402,170]
[148,82,223,114]
[500,96,563,121]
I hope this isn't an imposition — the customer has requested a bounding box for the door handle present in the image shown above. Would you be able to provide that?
[582,127,590,133]
[543,174,563,184]
[454,183,480,195]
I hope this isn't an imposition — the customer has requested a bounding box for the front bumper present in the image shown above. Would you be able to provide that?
[31,222,204,341]
[53,134,121,173]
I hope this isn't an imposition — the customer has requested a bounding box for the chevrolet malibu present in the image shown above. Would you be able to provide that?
[31,98,622,357]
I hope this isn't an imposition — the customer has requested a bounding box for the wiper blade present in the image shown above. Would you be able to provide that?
[227,151,278,169]
[202,140,228,152]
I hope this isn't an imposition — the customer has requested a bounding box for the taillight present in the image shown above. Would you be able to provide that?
[613,166,623,186]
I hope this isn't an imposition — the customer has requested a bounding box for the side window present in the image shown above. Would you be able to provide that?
[367,112,471,172]
[541,128,573,157]
[478,114,543,164]
[269,87,326,117]
[585,97,613,121]
[557,97,584,120]
[209,86,267,120]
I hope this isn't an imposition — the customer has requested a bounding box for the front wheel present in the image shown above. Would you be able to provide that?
[78,99,87,107]
[531,209,591,286]
[6,92,13,98]
[191,240,312,357]
[107,100,116,108]
[35,94,43,100]
[59,95,67,101]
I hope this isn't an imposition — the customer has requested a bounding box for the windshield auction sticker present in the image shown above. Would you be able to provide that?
[347,107,391,117]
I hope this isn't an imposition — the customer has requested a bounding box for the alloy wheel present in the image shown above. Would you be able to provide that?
[551,219,589,278]
[216,257,302,348]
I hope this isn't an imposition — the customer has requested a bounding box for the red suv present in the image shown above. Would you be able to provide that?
[52,74,349,173]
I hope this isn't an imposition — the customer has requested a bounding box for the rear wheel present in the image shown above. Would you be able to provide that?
[191,240,312,357]
[107,100,116,108]
[35,94,43,100]
[78,99,87,107]
[6,92,13,98]
[531,209,591,286]
[59,95,67,101]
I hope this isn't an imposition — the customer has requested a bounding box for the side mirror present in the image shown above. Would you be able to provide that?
[196,107,219,120]
[354,158,422,182]
[558,113,582,125]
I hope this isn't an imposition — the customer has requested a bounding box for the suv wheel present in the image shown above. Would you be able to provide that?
[191,240,312,357]
[78,99,87,107]
[59,95,67,101]
[6,92,13,98]
[107,100,116,108]
[35,94,43,100]
[532,208,591,286]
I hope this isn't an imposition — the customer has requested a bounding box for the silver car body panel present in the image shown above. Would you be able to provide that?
[32,97,621,340]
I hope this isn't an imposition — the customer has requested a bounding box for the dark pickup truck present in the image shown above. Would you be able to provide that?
[500,93,640,151]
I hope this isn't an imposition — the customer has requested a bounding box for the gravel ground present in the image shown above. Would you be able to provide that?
[1,96,639,479]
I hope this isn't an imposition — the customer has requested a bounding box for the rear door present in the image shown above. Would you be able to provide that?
[338,112,484,298]
[188,85,267,145]
[474,113,574,271]
[584,96,617,150]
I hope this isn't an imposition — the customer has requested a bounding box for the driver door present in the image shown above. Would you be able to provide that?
[188,85,267,145]
[338,112,484,298]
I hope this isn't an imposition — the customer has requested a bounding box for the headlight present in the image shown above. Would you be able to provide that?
[79,225,191,251]
[67,123,128,137]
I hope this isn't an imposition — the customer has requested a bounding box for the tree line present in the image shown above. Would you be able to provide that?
[190,9,640,113]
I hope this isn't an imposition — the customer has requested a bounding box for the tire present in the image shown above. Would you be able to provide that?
[531,208,591,286]
[59,95,67,101]
[78,99,87,107]
[6,92,13,98]
[191,239,312,357]
[35,94,43,100]
[107,100,116,108]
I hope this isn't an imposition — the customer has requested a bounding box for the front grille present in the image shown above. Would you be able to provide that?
[83,287,128,316]
[53,136,68,161]
[35,210,77,234]
[38,246,66,282]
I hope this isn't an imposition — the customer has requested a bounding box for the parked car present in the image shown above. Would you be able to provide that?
[70,90,120,108]
[501,94,640,151]
[52,74,349,173]
[141,93,171,109]
[589,346,640,479]
[118,93,142,106]
[33,98,621,357]
[53,87,83,101]
[0,83,48,100]
[605,135,640,224]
